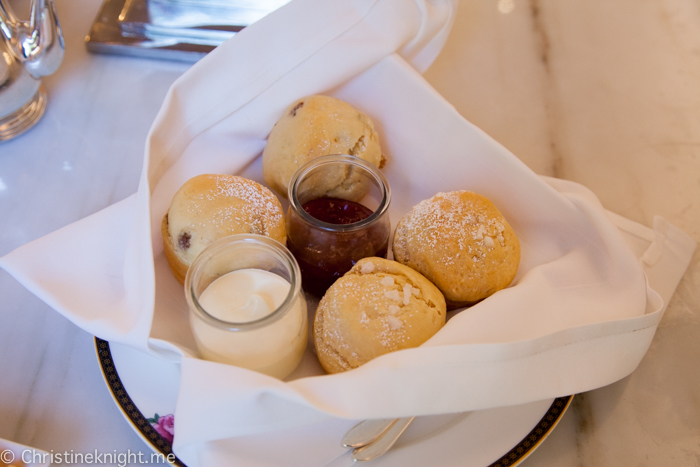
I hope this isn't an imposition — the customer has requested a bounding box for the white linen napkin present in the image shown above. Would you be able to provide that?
[0,1,695,466]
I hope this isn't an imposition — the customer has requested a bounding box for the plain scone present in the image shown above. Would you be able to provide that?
[262,95,385,199]
[392,191,520,308]
[161,174,286,284]
[313,257,446,374]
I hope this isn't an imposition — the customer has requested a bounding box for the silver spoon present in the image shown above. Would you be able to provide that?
[341,417,414,462]
[351,417,414,462]
[342,418,400,448]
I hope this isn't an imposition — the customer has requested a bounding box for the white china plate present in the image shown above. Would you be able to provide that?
[95,338,572,467]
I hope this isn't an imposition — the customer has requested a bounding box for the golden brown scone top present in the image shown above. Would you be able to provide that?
[392,191,520,308]
[262,95,385,199]
[163,174,286,283]
[313,257,446,374]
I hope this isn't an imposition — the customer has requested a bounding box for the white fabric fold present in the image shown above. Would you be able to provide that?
[0,1,695,466]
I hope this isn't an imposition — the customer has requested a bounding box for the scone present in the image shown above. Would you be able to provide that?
[392,191,520,308]
[262,95,385,199]
[162,174,286,284]
[313,257,446,374]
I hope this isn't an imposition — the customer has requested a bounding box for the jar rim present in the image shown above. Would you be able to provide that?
[287,154,391,233]
[184,234,302,331]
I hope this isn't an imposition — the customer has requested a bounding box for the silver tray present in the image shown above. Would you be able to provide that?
[86,0,289,62]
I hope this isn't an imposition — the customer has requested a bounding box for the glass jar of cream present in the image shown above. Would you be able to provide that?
[185,234,307,379]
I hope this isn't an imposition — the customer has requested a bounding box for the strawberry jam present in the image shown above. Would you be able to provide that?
[286,197,390,296]
[302,197,374,224]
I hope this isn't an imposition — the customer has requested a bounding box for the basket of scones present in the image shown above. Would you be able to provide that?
[161,94,523,379]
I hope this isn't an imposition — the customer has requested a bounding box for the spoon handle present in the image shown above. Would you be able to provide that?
[341,418,399,448]
[352,417,415,462]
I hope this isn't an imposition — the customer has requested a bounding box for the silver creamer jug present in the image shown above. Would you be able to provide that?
[0,0,64,141]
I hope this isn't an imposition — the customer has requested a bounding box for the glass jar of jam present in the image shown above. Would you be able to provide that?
[286,155,391,296]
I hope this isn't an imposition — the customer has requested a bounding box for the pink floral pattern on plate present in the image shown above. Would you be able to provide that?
[147,413,174,443]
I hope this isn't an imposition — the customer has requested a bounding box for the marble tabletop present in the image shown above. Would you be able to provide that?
[1,0,698,466]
